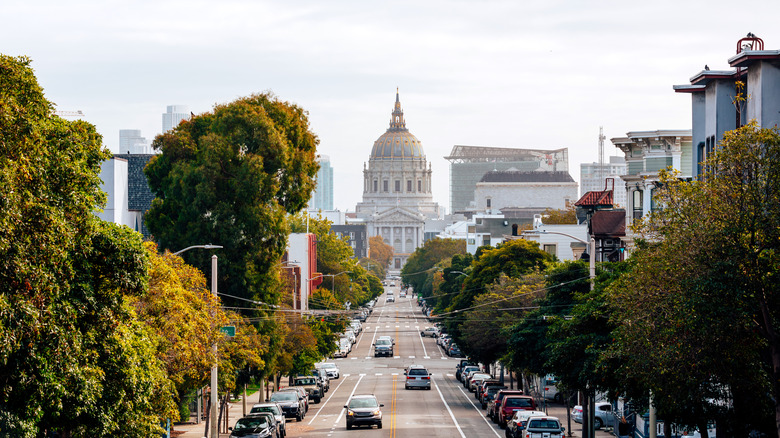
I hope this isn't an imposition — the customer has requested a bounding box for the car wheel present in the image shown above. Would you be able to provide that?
[405,385,409,389]
[296,413,302,422]
[506,428,512,438]
[594,418,603,429]
[346,424,352,430]
[482,403,487,409]
[377,422,382,429]
[315,397,321,403]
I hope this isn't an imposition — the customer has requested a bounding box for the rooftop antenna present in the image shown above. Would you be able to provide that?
[598,126,605,183]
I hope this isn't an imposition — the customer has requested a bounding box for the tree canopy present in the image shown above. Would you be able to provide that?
[0,55,173,437]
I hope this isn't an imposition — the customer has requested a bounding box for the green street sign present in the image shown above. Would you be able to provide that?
[220,326,236,337]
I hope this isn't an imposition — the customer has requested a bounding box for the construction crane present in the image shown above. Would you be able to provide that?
[53,110,85,117]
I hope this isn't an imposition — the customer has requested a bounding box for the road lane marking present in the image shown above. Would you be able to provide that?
[391,373,398,438]
[307,371,353,425]
[417,325,429,358]
[408,356,415,359]
[455,383,502,437]
[432,379,467,438]
[333,373,366,427]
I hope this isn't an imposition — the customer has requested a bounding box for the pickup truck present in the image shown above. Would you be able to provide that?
[293,376,322,403]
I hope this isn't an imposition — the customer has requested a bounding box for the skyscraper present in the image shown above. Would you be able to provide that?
[119,129,151,154]
[162,105,190,133]
[308,155,334,211]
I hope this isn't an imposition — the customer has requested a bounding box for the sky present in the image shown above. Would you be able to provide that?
[5,0,780,212]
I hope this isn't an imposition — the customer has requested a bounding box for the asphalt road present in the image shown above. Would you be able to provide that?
[280,285,615,438]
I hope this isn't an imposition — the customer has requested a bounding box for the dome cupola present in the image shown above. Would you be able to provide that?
[369,90,425,160]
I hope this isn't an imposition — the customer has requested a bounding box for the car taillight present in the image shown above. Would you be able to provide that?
[422,376,430,380]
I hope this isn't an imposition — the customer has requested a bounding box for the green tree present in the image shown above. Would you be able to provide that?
[0,55,173,436]
[608,122,780,437]
[144,92,319,310]
[540,206,577,224]
[401,238,466,296]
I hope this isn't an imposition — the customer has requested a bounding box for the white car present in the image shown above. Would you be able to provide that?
[420,327,439,337]
[318,362,340,379]
[386,296,395,303]
[399,291,407,298]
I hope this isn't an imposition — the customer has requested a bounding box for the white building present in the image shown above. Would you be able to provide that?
[119,129,152,154]
[579,156,627,208]
[355,91,442,269]
[162,105,190,134]
[474,169,578,214]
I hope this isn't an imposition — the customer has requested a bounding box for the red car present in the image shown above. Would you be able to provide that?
[498,395,536,428]
[488,389,524,422]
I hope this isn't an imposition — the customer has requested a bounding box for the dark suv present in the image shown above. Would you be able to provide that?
[373,338,393,357]
[345,394,383,430]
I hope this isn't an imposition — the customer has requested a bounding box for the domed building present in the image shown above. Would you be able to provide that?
[356,90,442,269]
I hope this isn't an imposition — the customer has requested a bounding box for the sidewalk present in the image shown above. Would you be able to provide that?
[172,391,263,438]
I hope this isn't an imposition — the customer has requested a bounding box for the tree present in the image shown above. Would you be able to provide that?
[134,243,230,419]
[144,92,319,310]
[401,239,466,296]
[540,206,577,224]
[368,235,393,270]
[608,123,780,437]
[0,55,173,436]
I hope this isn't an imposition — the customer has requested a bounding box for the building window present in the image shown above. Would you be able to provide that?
[383,180,388,192]
[395,180,401,192]
[407,180,412,192]
[633,189,643,220]
[418,180,422,192]
[373,180,378,192]
[543,244,557,256]
[486,198,492,208]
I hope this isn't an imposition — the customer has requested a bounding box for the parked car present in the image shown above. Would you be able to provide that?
[506,410,546,438]
[404,365,431,390]
[345,394,383,430]
[421,327,439,337]
[279,387,309,413]
[458,364,479,382]
[468,373,493,392]
[249,403,287,437]
[293,376,322,403]
[448,344,464,357]
[269,390,305,421]
[482,385,507,409]
[311,368,329,392]
[318,362,340,379]
[522,415,565,438]
[373,338,394,357]
[571,402,615,429]
[477,379,502,403]
[229,413,279,438]
[498,395,537,427]
[462,369,482,388]
[489,389,524,422]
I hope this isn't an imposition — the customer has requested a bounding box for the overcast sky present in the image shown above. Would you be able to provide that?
[5,0,780,212]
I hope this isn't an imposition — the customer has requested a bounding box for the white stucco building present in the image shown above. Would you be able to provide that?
[474,169,578,214]
[355,91,442,269]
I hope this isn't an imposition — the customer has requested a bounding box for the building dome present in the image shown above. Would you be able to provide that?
[370,90,425,160]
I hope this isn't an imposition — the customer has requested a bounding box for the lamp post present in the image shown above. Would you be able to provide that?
[173,244,223,438]
[277,261,300,309]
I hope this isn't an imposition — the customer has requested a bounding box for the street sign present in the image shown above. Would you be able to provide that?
[220,326,236,337]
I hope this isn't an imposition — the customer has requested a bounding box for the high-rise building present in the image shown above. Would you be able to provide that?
[119,129,152,154]
[355,90,442,270]
[162,105,190,134]
[579,156,627,208]
[445,145,569,214]
[308,155,334,211]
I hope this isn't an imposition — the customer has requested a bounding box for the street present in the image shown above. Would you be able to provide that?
[280,285,614,438]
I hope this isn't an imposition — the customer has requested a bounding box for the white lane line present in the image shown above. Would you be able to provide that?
[455,383,502,437]
[350,357,357,360]
[408,356,415,359]
[307,372,353,425]
[417,325,429,358]
[333,374,366,426]
[369,325,380,352]
[432,379,467,438]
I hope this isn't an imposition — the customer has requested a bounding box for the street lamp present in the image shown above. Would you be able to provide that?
[173,244,223,438]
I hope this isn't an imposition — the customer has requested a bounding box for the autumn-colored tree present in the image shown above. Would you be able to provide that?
[368,235,393,269]
[540,206,577,224]
[0,55,173,436]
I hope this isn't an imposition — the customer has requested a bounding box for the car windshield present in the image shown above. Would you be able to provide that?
[349,397,379,409]
[528,419,560,429]
[376,339,391,346]
[234,417,269,431]
[320,363,336,369]
[271,392,297,402]
[250,406,280,415]
[505,397,533,408]
[295,378,316,385]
